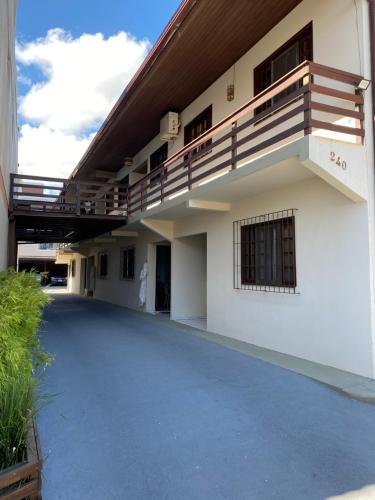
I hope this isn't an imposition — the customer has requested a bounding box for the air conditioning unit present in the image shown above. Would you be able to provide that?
[160,112,179,140]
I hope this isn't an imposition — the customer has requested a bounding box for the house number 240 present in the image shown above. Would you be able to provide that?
[330,151,347,170]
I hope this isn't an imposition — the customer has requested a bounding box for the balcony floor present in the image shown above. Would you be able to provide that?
[12,210,127,243]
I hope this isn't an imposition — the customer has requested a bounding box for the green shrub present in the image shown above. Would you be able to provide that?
[0,269,52,379]
[0,269,52,470]
[0,374,35,470]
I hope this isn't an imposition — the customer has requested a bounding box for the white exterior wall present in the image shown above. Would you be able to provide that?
[68,229,170,312]
[116,0,371,184]
[172,177,374,378]
[67,174,375,376]
[171,234,207,320]
[18,243,57,260]
[66,0,375,377]
[0,0,17,270]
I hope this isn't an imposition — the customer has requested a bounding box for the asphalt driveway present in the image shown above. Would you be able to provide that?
[38,294,375,500]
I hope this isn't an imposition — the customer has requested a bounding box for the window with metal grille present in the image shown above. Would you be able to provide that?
[233,209,297,292]
[184,105,212,160]
[254,23,313,115]
[98,252,108,279]
[120,247,135,280]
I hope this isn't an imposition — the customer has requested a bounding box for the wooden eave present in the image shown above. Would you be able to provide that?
[72,0,303,181]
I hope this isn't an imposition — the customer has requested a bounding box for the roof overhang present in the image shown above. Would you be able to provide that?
[72,0,303,181]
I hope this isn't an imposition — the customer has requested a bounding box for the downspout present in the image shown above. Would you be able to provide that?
[369,0,375,156]
[368,0,375,378]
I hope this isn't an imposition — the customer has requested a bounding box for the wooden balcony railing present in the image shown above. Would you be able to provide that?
[10,174,128,217]
[127,60,365,216]
[10,61,365,223]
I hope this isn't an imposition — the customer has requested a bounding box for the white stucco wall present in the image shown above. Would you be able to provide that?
[68,174,374,377]
[116,0,371,188]
[0,0,17,270]
[171,233,207,320]
[171,176,374,378]
[66,0,375,377]
[18,243,57,259]
[68,229,171,311]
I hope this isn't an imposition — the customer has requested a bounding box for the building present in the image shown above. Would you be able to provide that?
[12,0,375,378]
[18,243,67,280]
[0,0,18,269]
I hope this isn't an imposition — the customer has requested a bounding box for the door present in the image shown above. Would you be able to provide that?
[155,245,171,312]
[81,258,87,294]
[86,256,96,296]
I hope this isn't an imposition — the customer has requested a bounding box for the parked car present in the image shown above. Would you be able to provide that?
[50,275,67,286]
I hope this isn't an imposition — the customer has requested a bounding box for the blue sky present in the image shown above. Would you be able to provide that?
[17,0,180,44]
[16,0,181,178]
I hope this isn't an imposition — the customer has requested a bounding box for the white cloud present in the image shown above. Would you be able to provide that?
[17,28,150,133]
[17,28,150,177]
[18,124,95,178]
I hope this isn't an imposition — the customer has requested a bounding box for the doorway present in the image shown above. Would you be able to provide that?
[86,256,96,296]
[80,258,87,295]
[171,233,207,330]
[155,245,171,312]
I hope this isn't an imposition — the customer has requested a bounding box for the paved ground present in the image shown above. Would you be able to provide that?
[39,294,375,500]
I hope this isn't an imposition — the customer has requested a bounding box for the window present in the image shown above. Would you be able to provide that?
[233,210,296,292]
[121,247,135,280]
[254,23,312,114]
[98,253,108,279]
[117,175,129,203]
[134,161,148,175]
[150,143,168,185]
[184,105,212,160]
[71,259,76,278]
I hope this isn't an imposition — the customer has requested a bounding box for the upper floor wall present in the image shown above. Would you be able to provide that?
[114,0,372,195]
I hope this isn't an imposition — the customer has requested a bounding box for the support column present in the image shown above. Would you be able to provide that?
[7,218,17,269]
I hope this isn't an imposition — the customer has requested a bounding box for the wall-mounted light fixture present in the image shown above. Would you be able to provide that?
[227,83,235,102]
[227,63,235,101]
[123,157,133,167]
[357,78,371,91]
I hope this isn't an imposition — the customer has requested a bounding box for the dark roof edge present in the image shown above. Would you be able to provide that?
[71,0,197,180]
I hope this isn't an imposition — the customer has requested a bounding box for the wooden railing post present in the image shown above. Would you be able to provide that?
[76,181,81,215]
[231,121,237,170]
[160,162,165,202]
[356,88,365,144]
[7,217,17,268]
[141,180,145,211]
[127,185,131,217]
[304,73,312,136]
[187,151,192,189]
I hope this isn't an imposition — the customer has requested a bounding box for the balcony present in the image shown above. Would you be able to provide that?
[9,175,128,244]
[9,61,366,249]
[126,61,366,220]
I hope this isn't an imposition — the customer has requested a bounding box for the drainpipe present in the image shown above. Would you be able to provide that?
[369,0,375,158]
[368,0,375,379]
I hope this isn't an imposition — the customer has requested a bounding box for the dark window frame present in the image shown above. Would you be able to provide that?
[253,23,313,115]
[150,143,168,186]
[120,246,135,281]
[233,210,297,292]
[98,252,108,279]
[184,105,213,161]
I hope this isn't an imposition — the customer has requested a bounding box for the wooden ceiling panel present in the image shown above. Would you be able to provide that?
[74,0,303,179]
